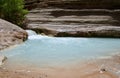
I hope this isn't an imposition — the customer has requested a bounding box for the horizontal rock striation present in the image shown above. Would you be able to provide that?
[25,0,120,9]
[26,8,120,37]
[0,19,28,50]
[25,0,39,10]
[43,0,120,9]
[25,0,120,37]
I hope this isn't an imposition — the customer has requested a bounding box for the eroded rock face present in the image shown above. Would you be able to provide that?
[25,0,120,9]
[25,0,120,37]
[25,0,39,10]
[26,8,120,37]
[43,0,120,9]
[0,19,28,50]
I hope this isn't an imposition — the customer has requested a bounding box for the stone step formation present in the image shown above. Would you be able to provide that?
[25,0,120,9]
[25,0,120,37]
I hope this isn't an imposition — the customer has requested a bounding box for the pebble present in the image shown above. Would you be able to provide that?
[27,71,31,73]
[99,68,106,73]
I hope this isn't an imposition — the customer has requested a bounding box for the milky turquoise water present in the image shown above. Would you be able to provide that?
[1,30,120,69]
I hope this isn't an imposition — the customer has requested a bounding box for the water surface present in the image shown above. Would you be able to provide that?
[1,30,120,69]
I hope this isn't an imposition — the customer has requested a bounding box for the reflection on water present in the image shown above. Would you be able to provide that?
[1,30,120,69]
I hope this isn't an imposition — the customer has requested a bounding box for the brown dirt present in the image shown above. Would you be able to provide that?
[0,55,120,78]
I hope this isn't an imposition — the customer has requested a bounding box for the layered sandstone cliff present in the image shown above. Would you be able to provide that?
[25,0,120,37]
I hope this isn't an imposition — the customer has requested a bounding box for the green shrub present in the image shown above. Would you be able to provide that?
[0,0,28,26]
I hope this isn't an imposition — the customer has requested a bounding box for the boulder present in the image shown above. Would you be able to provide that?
[0,19,28,50]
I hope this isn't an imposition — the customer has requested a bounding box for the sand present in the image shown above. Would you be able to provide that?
[0,54,120,78]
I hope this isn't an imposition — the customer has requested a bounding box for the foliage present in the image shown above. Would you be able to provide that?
[0,0,28,26]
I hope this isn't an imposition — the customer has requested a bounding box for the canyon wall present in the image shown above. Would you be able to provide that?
[25,0,120,9]
[25,0,120,37]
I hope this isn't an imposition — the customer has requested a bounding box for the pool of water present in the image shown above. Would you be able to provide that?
[1,30,120,69]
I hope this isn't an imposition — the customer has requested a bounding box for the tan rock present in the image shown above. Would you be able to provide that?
[26,8,120,37]
[0,55,7,65]
[0,19,28,50]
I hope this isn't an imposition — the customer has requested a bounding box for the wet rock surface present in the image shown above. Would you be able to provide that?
[26,8,120,37]
[0,19,28,50]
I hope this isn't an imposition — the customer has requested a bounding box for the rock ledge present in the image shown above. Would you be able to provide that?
[0,19,28,50]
